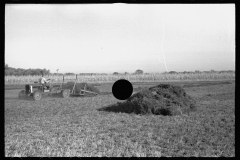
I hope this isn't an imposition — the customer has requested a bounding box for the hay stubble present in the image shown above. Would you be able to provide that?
[5,81,235,157]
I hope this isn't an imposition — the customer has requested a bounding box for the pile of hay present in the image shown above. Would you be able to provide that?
[62,82,100,95]
[100,84,197,116]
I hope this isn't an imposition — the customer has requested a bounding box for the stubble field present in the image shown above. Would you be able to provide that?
[5,80,235,157]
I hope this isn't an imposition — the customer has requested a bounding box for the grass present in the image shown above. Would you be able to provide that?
[5,81,235,157]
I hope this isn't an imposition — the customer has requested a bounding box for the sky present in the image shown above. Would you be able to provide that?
[5,4,235,74]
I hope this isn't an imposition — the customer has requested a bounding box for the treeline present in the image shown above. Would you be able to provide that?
[163,70,235,74]
[5,64,235,76]
[5,64,51,76]
[4,64,109,76]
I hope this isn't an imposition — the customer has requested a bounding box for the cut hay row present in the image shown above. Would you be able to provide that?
[5,72,235,84]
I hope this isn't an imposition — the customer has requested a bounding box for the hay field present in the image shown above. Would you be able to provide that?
[5,80,235,157]
[5,72,235,84]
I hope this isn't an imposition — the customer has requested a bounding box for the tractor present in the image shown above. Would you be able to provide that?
[18,78,70,101]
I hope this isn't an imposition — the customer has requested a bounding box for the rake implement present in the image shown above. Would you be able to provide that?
[63,75,98,96]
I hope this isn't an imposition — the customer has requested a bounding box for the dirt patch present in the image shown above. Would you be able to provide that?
[62,82,100,94]
[99,84,197,116]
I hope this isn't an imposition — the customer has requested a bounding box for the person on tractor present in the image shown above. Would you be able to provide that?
[39,72,51,90]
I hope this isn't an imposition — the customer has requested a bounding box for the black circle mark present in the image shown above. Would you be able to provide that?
[112,79,133,100]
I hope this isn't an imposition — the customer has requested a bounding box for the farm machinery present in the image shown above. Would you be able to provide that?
[67,75,99,96]
[18,75,99,101]
[18,79,70,101]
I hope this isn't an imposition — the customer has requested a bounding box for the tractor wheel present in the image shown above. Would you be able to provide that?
[61,89,70,98]
[18,90,26,98]
[33,91,42,101]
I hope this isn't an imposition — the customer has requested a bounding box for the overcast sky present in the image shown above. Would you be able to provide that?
[5,4,235,74]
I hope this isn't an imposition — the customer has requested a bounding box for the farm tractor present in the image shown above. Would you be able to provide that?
[18,75,99,101]
[18,78,70,101]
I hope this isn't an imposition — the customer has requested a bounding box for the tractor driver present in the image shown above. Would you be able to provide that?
[39,73,51,89]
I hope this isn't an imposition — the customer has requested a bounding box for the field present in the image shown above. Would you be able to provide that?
[5,80,235,157]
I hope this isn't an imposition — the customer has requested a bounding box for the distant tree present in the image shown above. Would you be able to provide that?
[8,70,14,76]
[113,72,119,75]
[135,69,143,74]
[168,71,177,74]
[65,73,75,76]
[195,70,200,74]
[4,64,52,76]
[124,72,129,75]
[210,69,215,73]
[5,63,9,69]
[219,70,233,74]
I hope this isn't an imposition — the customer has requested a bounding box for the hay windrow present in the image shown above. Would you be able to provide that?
[100,84,197,116]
